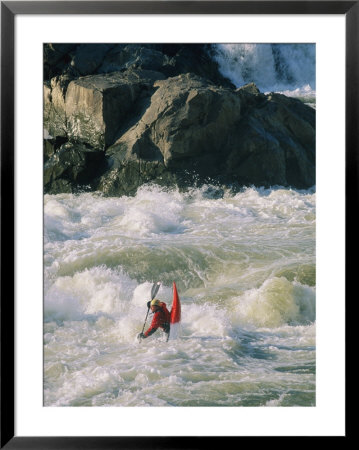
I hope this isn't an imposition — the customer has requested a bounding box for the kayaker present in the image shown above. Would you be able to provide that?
[138,299,170,339]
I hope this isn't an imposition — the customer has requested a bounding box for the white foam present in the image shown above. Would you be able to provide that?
[114,185,186,237]
[44,266,137,320]
[233,277,316,328]
[168,322,181,340]
[213,43,315,93]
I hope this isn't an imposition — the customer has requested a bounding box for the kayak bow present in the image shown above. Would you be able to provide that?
[168,282,181,340]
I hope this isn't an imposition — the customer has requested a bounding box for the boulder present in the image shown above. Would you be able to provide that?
[99,73,242,195]
[117,73,241,168]
[226,92,315,188]
[98,76,315,195]
[44,69,166,149]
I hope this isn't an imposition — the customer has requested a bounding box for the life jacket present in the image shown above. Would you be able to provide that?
[144,302,170,337]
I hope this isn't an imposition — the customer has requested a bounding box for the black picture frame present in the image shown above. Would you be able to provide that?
[1,1,354,447]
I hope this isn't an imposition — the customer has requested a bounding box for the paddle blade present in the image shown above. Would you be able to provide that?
[151,282,161,300]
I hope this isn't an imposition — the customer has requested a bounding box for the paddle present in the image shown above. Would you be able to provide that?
[150,282,161,303]
[137,282,160,342]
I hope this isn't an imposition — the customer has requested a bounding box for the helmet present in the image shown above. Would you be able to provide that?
[150,299,161,307]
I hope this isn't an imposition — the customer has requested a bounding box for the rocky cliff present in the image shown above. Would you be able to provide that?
[44,44,315,195]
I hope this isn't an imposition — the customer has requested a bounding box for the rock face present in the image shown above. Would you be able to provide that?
[99,74,242,195]
[43,44,315,195]
[231,86,315,188]
[44,69,166,149]
[44,142,107,193]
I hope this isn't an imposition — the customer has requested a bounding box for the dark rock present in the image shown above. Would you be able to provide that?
[225,92,315,188]
[44,142,107,194]
[235,83,267,113]
[43,136,67,163]
[160,44,235,88]
[44,44,78,79]
[71,44,115,76]
[44,44,76,66]
[97,160,177,197]
[98,44,170,74]
[202,186,225,199]
[44,43,234,88]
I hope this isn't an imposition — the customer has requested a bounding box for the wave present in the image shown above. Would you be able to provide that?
[45,265,315,335]
[231,277,315,328]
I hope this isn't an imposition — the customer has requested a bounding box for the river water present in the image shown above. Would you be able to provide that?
[44,185,315,406]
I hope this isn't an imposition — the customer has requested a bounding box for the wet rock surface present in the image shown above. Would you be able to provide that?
[44,44,315,195]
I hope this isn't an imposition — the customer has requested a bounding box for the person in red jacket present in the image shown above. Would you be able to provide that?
[138,299,170,339]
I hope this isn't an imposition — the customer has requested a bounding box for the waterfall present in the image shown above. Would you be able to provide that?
[212,43,315,97]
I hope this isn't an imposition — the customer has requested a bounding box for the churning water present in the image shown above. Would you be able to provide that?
[212,43,316,100]
[44,185,316,406]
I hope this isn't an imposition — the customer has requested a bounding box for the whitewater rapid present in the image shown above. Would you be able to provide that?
[44,185,315,406]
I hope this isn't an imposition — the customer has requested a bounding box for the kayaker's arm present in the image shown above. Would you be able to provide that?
[144,327,158,338]
[143,311,161,337]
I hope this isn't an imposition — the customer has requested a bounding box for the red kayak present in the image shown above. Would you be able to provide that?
[170,281,181,324]
[168,282,181,340]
